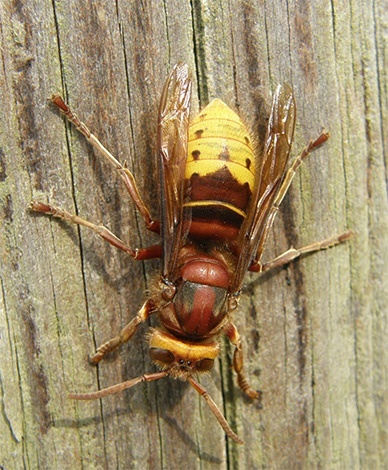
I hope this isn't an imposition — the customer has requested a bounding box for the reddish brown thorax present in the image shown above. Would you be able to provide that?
[159,252,230,339]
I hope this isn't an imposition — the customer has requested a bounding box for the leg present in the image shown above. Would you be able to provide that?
[51,95,159,234]
[250,132,351,269]
[224,322,259,400]
[272,132,331,210]
[30,201,162,260]
[250,230,352,273]
[90,299,153,364]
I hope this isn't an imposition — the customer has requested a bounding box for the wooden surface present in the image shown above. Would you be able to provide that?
[0,0,387,469]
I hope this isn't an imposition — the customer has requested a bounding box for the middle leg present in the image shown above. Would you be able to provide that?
[249,230,352,273]
[259,230,352,272]
[30,201,162,260]
[250,132,352,271]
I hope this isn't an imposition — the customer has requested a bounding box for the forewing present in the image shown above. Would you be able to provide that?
[158,62,192,279]
[231,84,296,293]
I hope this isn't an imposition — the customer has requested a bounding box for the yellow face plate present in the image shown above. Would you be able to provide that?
[149,329,220,360]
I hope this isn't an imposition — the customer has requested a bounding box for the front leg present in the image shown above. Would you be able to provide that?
[225,322,259,399]
[90,299,153,363]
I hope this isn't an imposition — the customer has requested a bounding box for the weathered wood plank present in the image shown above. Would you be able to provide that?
[0,0,387,468]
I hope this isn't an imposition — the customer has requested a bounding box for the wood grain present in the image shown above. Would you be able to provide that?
[0,0,387,468]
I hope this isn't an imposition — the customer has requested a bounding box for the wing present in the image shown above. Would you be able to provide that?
[231,84,296,293]
[158,62,192,280]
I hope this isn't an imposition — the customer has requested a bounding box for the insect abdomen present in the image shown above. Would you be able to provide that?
[184,99,255,240]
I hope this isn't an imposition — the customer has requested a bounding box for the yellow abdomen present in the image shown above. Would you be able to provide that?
[184,99,256,239]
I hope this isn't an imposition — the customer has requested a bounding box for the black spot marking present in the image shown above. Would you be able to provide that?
[195,129,204,138]
[218,146,230,161]
[246,158,251,169]
[192,150,200,160]
[244,136,250,145]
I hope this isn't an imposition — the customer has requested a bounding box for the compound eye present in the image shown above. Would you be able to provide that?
[195,358,214,372]
[149,348,175,365]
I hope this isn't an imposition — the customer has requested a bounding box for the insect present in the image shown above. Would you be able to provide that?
[31,62,351,444]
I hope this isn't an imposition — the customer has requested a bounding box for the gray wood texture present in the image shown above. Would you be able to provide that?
[0,0,387,468]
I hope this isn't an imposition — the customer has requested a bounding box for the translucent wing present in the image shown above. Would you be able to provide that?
[231,84,296,293]
[158,62,192,279]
